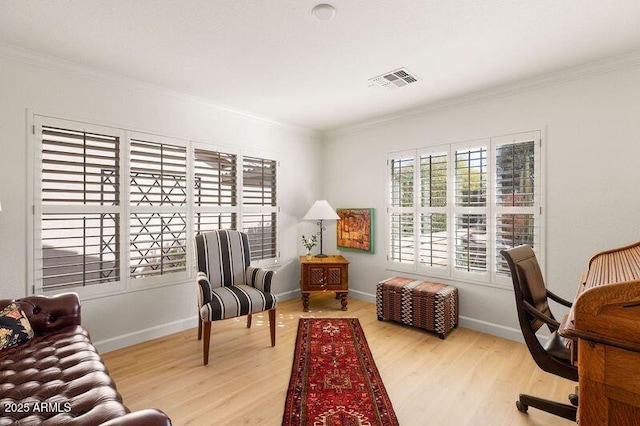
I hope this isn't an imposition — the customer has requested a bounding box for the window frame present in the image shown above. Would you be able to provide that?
[127,131,192,290]
[239,148,280,268]
[451,138,491,283]
[491,131,543,287]
[193,141,239,234]
[386,131,544,288]
[29,114,279,298]
[417,145,451,278]
[31,116,127,297]
[387,150,417,273]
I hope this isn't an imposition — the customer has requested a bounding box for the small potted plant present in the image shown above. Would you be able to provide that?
[301,234,318,259]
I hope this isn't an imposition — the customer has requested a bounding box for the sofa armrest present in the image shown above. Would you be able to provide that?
[246,266,274,293]
[17,293,81,334]
[100,409,172,426]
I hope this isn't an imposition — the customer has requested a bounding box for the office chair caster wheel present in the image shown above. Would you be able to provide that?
[516,401,528,413]
[569,393,579,406]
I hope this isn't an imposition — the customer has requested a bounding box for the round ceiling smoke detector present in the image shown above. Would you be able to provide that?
[312,4,336,21]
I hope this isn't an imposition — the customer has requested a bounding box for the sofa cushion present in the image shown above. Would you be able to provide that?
[0,325,132,424]
[0,294,172,425]
[0,303,34,351]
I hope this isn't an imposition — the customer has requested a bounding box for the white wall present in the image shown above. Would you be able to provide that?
[322,63,640,340]
[0,50,323,352]
[3,47,639,349]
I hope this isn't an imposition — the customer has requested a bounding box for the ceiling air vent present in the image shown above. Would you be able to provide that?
[369,67,420,89]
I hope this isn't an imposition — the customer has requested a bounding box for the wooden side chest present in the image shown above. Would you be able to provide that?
[299,255,349,312]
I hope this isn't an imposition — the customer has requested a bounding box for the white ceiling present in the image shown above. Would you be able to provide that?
[2,1,640,132]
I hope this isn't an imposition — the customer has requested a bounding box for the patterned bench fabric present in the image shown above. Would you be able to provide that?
[376,277,458,338]
[195,230,277,322]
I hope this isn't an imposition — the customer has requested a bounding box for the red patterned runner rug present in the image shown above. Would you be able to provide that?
[283,318,399,426]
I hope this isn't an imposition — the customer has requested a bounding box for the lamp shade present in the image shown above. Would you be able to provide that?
[303,200,340,221]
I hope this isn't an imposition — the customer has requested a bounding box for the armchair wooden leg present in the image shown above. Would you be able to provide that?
[197,316,202,341]
[247,313,252,328]
[269,309,276,347]
[203,321,212,366]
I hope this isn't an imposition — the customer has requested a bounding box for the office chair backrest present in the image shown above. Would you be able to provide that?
[502,245,554,333]
[501,245,577,382]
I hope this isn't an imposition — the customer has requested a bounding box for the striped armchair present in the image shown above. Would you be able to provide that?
[195,230,278,365]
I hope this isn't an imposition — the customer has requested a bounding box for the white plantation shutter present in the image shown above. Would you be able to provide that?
[33,116,280,296]
[386,132,543,286]
[194,146,237,233]
[493,132,541,278]
[453,142,488,275]
[418,149,448,271]
[129,136,188,279]
[242,156,278,262]
[243,212,277,260]
[388,152,415,266]
[454,213,487,272]
[36,122,122,292]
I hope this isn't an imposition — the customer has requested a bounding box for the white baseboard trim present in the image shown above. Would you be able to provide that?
[275,289,300,301]
[97,289,301,354]
[349,289,376,304]
[458,316,523,343]
[96,289,525,354]
[96,316,196,354]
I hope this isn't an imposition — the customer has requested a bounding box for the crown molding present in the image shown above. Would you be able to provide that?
[3,41,639,139]
[0,42,319,137]
[326,50,640,138]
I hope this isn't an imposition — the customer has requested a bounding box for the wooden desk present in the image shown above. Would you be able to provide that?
[558,240,640,425]
[299,255,349,312]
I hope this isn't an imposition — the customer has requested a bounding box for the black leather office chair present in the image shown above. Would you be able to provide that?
[501,245,578,421]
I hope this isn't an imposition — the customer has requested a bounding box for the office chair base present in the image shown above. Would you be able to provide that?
[517,393,577,421]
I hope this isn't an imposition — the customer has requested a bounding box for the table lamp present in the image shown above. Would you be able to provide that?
[303,200,340,257]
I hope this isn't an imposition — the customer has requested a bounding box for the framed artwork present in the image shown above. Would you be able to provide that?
[336,208,374,254]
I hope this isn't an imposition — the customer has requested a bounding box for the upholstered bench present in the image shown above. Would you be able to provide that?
[376,277,459,339]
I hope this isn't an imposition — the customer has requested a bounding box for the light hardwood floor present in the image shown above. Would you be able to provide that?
[102,294,575,426]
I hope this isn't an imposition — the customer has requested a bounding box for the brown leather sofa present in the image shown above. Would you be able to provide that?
[0,293,171,425]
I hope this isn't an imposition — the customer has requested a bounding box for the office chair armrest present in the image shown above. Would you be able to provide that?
[546,289,573,308]
[523,300,561,330]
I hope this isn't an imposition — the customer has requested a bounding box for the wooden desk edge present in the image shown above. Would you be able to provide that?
[559,314,640,353]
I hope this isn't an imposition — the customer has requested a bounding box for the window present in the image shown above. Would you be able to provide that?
[388,154,415,265]
[32,116,278,295]
[493,136,537,277]
[194,146,237,233]
[242,156,278,263]
[192,148,280,264]
[36,122,122,293]
[419,150,448,270]
[129,135,188,281]
[453,142,488,275]
[387,131,542,286]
